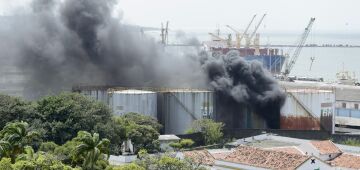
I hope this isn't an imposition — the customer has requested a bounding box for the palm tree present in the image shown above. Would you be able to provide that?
[73,131,110,170]
[0,140,11,159]
[0,121,39,163]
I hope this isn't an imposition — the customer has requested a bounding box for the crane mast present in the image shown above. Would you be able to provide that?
[284,18,315,76]
[226,25,241,48]
[246,14,266,47]
[241,14,257,47]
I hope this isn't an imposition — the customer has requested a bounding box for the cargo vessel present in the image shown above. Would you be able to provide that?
[202,14,286,74]
[203,39,286,74]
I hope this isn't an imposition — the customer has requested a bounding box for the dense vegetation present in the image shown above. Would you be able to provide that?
[187,119,224,145]
[0,93,163,169]
[0,93,220,169]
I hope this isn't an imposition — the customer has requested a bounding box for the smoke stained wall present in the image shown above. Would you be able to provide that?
[0,0,285,128]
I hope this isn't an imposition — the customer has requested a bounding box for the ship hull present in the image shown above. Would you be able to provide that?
[244,55,286,74]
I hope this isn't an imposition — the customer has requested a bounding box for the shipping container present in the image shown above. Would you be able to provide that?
[280,88,335,133]
[157,89,214,134]
[108,89,157,118]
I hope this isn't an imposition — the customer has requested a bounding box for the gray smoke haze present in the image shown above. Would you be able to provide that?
[0,0,206,99]
[200,51,286,128]
[0,0,285,128]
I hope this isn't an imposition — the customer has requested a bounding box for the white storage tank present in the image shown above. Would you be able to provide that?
[109,89,157,118]
[281,88,335,133]
[158,89,214,134]
[72,86,110,104]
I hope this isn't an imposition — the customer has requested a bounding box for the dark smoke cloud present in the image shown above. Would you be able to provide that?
[0,0,206,99]
[0,0,285,128]
[201,51,286,128]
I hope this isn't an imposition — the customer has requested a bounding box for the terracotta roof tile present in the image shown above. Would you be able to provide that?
[212,152,231,160]
[310,140,342,154]
[265,146,304,155]
[222,145,309,170]
[183,150,215,166]
[330,153,360,169]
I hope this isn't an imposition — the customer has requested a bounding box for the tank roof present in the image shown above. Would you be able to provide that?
[111,89,155,94]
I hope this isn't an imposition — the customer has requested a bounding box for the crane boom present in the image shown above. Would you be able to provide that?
[284,18,315,75]
[247,14,266,47]
[226,25,240,33]
[226,25,241,48]
[240,14,257,45]
[208,33,227,41]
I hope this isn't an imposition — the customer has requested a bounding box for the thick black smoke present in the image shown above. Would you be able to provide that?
[0,0,285,128]
[0,0,206,99]
[201,51,286,128]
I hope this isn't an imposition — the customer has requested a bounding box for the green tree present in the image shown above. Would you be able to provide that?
[39,141,59,153]
[94,118,126,155]
[111,163,145,170]
[0,122,40,163]
[113,116,160,153]
[187,119,224,145]
[0,94,37,130]
[179,139,194,149]
[35,92,113,144]
[0,158,12,170]
[73,131,110,170]
[54,140,81,165]
[122,112,162,131]
[136,150,206,170]
[127,124,160,153]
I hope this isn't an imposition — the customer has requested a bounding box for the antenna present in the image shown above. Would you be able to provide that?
[309,57,315,71]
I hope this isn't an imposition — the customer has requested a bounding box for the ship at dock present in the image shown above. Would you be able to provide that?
[201,14,286,74]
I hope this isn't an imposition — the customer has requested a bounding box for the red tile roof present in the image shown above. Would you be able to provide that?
[310,140,342,154]
[183,150,215,166]
[212,152,231,160]
[221,145,309,170]
[330,153,360,169]
[265,146,304,155]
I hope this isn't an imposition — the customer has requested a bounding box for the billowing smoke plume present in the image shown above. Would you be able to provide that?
[201,51,286,128]
[0,0,285,128]
[0,0,206,99]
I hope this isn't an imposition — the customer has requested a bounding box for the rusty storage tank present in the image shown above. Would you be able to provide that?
[108,89,157,118]
[72,85,110,104]
[214,91,267,129]
[157,89,214,134]
[280,88,335,133]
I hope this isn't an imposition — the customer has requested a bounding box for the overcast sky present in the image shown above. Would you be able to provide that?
[1,0,359,33]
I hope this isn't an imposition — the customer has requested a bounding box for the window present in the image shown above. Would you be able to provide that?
[355,104,359,110]
[342,103,346,108]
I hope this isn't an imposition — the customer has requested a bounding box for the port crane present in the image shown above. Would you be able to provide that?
[225,25,241,48]
[283,18,315,76]
[226,14,257,48]
[246,14,266,47]
[208,32,232,47]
